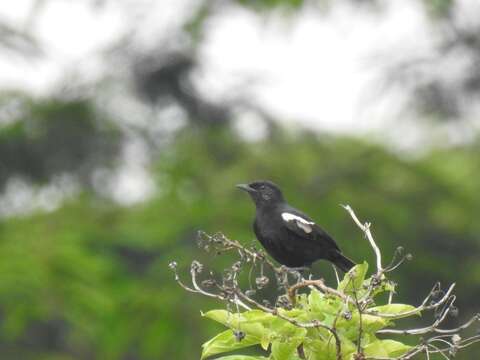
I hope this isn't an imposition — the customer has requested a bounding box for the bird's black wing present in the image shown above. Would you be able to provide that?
[280,208,341,252]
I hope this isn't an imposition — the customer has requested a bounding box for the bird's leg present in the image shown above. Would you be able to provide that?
[286,266,309,272]
[279,265,309,272]
[292,270,305,283]
[279,265,309,283]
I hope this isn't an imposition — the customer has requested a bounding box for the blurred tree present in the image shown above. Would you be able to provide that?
[132,51,232,128]
[386,1,480,121]
[0,92,122,191]
[0,21,41,58]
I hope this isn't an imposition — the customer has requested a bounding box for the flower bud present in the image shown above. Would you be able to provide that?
[256,276,270,289]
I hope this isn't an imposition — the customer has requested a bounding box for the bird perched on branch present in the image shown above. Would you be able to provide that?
[237,180,355,272]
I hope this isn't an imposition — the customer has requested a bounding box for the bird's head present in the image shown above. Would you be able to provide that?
[236,180,284,207]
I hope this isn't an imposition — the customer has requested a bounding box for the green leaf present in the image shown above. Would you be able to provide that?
[260,335,270,351]
[202,310,267,338]
[267,316,308,339]
[370,279,396,298]
[202,309,308,353]
[307,289,341,325]
[295,293,309,307]
[338,262,369,295]
[307,289,322,309]
[304,335,356,360]
[203,310,274,325]
[202,310,239,325]
[243,309,275,323]
[357,313,391,333]
[363,339,412,357]
[212,356,269,360]
[203,308,308,353]
[368,304,419,319]
[277,307,311,324]
[201,330,260,359]
[336,311,391,341]
[277,308,304,319]
[271,339,302,360]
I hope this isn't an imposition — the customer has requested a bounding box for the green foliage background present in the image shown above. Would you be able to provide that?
[0,121,479,359]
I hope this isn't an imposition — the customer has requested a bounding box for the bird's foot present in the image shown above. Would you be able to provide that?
[279,265,309,283]
[279,265,309,273]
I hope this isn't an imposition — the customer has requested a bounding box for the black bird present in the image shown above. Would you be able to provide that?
[237,180,355,272]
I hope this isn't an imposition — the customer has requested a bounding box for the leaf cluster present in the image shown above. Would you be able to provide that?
[201,263,416,360]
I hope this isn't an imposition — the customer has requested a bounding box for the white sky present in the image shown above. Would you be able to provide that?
[0,0,475,210]
[198,1,431,134]
[0,0,432,134]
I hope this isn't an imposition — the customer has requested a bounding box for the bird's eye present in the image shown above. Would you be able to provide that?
[260,185,266,190]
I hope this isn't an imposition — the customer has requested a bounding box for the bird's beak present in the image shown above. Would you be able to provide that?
[236,183,256,193]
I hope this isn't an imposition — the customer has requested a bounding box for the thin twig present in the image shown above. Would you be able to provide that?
[341,204,383,274]
[368,283,456,319]
[287,279,349,305]
[170,263,251,310]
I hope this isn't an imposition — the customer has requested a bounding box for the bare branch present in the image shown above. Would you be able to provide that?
[341,204,383,274]
[287,279,349,305]
[379,312,480,335]
[169,261,251,310]
[368,284,456,320]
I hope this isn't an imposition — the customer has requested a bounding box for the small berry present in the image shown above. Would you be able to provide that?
[233,330,245,342]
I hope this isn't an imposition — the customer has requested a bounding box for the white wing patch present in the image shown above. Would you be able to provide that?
[281,212,315,234]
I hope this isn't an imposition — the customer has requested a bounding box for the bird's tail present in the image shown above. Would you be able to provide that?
[330,251,356,272]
